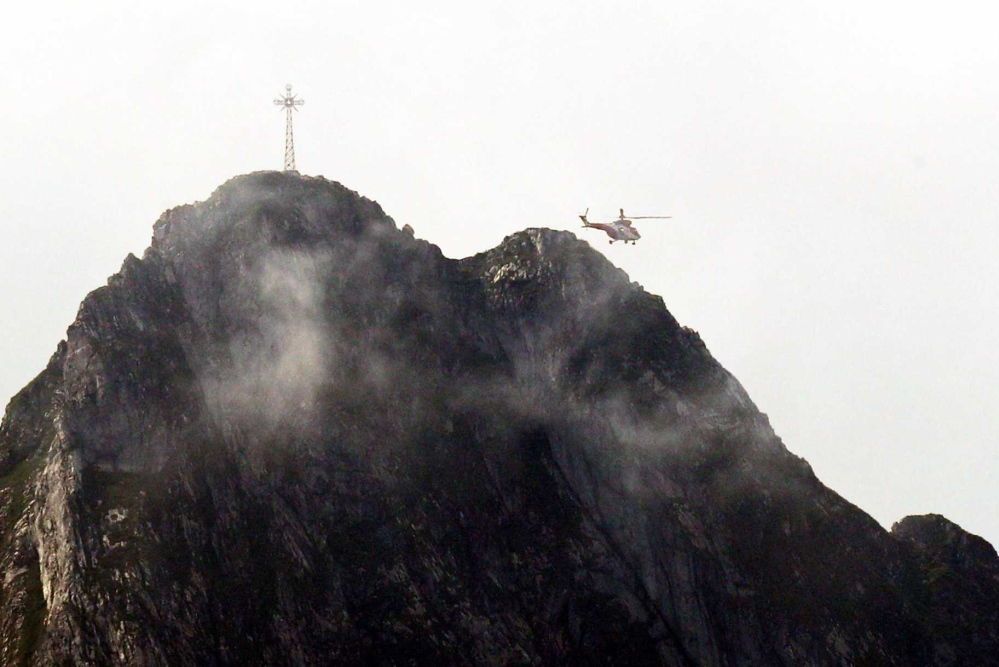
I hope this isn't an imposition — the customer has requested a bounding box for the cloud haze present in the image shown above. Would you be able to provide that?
[1,1,997,544]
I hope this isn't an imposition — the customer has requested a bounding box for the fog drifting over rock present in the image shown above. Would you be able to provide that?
[1,1,997,547]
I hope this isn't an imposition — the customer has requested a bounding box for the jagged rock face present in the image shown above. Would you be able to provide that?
[0,171,996,665]
[893,514,999,573]
[890,515,999,663]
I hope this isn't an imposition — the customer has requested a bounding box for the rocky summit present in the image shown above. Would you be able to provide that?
[0,171,996,665]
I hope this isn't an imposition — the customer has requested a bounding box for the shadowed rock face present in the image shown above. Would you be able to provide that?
[0,171,996,665]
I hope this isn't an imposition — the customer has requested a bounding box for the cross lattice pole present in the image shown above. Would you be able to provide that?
[273,84,305,171]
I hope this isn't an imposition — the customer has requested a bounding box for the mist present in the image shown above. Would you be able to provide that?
[1,1,997,547]
[203,248,333,430]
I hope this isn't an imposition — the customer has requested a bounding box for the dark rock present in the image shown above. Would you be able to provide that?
[893,514,998,572]
[0,171,995,665]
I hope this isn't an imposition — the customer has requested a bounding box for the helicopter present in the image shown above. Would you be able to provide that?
[579,208,671,244]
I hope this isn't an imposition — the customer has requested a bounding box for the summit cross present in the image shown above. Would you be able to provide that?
[273,84,305,171]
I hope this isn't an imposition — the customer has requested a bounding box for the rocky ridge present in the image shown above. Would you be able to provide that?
[0,171,996,665]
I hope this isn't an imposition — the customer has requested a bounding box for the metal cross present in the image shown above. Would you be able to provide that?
[273,84,305,171]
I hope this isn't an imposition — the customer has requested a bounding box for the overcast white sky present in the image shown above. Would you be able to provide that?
[1,1,997,544]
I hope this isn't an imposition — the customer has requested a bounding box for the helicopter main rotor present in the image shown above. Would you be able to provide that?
[618,208,671,220]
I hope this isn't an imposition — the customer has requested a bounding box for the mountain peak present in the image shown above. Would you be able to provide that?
[893,513,999,571]
[0,174,996,665]
[150,170,394,260]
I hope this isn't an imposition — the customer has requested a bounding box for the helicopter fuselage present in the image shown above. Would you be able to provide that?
[583,221,641,243]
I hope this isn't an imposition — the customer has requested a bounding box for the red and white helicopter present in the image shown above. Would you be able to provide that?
[579,208,671,244]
